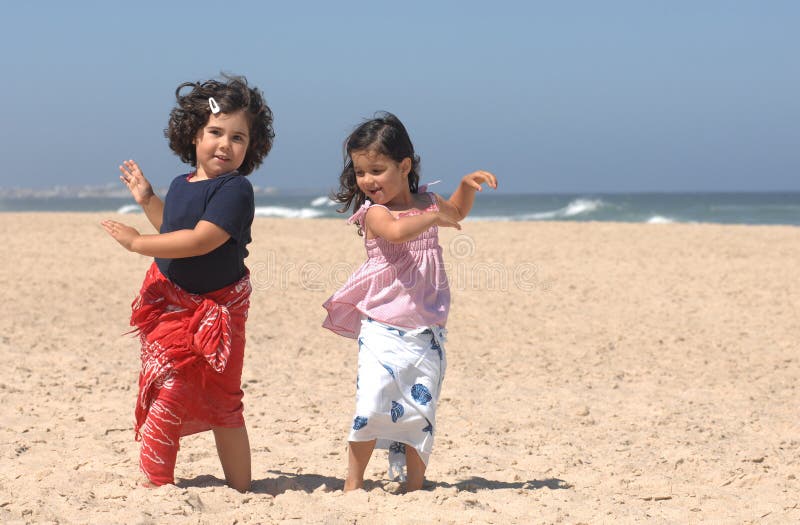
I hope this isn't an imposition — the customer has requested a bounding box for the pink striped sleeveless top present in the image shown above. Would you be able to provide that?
[322,191,450,339]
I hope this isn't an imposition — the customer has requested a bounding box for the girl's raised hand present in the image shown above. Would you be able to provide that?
[119,160,155,205]
[101,219,141,251]
[462,170,498,192]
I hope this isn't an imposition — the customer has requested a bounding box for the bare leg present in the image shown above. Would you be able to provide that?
[212,425,251,492]
[345,440,376,491]
[405,446,427,492]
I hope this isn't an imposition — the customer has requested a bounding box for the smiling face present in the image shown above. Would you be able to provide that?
[351,149,412,206]
[192,110,251,180]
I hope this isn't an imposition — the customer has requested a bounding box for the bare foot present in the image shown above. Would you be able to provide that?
[343,479,365,492]
[139,475,160,488]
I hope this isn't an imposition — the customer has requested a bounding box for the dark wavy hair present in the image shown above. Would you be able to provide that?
[333,112,421,218]
[165,74,275,175]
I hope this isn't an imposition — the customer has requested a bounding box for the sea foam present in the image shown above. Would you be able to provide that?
[116,204,141,214]
[254,206,326,219]
[646,215,675,224]
[521,198,605,220]
[310,196,337,207]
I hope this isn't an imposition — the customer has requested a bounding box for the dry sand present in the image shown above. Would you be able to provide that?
[1,212,798,524]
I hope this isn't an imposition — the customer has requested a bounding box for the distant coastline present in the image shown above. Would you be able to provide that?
[0,183,278,199]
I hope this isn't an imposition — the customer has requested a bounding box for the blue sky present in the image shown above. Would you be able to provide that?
[1,1,798,193]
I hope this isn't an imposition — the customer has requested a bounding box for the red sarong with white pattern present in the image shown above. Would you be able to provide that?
[130,262,251,485]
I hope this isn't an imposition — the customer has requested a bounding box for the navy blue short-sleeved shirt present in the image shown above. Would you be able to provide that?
[155,172,255,294]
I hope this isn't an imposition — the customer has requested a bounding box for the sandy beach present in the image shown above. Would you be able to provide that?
[1,212,798,524]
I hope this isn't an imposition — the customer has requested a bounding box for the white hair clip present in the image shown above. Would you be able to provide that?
[208,97,220,114]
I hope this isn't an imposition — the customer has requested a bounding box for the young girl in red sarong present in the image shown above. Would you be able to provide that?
[102,74,274,491]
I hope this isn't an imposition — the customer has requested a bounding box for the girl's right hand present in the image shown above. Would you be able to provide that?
[434,210,462,230]
[119,159,155,205]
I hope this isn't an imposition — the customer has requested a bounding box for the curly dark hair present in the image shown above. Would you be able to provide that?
[333,112,421,222]
[165,74,274,175]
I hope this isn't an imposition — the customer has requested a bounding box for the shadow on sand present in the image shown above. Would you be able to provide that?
[178,471,571,496]
[431,476,572,492]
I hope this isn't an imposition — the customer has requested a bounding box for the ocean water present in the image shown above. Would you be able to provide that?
[1,192,799,226]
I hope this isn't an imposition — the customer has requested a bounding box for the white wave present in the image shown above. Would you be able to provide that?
[116,204,141,214]
[463,215,513,222]
[562,198,604,216]
[520,198,605,220]
[523,209,561,220]
[310,196,337,207]
[254,206,325,219]
[646,215,675,224]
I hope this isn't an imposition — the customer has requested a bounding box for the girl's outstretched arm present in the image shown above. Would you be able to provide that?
[120,160,164,231]
[438,170,498,221]
[101,219,230,258]
[365,206,461,244]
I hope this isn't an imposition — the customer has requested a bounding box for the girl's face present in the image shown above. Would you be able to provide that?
[351,150,411,206]
[192,109,250,180]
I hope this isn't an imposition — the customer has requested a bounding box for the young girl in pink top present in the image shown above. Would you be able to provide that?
[322,112,497,492]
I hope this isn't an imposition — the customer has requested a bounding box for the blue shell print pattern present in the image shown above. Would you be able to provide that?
[430,336,443,360]
[388,327,406,337]
[411,383,432,405]
[391,401,404,422]
[352,416,368,430]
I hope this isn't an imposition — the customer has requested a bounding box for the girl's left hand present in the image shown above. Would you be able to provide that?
[119,160,155,205]
[462,170,498,191]
[101,219,140,251]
